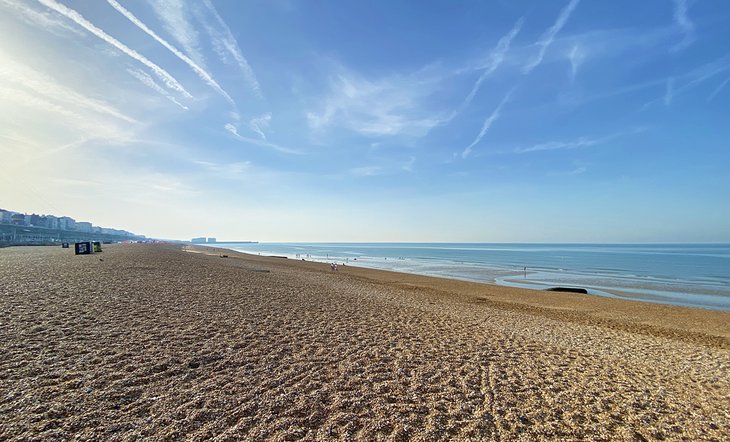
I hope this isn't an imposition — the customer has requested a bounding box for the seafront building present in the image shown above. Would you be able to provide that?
[75,221,93,233]
[0,208,144,245]
[58,216,75,230]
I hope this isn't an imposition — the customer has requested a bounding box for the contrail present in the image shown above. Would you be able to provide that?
[202,0,261,97]
[249,112,271,140]
[1,54,137,123]
[224,124,301,155]
[462,17,524,109]
[708,77,730,101]
[147,0,206,68]
[672,0,694,51]
[0,85,106,127]
[36,0,192,99]
[106,0,235,106]
[127,68,189,110]
[462,89,514,159]
[0,0,85,36]
[515,128,645,153]
[523,0,580,73]
[673,0,694,34]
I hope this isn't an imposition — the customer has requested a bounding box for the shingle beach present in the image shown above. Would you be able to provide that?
[1,244,728,440]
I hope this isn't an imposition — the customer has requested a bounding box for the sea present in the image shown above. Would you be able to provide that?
[214,243,730,311]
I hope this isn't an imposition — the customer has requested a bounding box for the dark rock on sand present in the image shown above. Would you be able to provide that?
[545,287,589,294]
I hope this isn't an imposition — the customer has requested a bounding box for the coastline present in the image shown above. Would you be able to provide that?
[191,244,730,344]
[1,243,728,440]
[213,242,730,312]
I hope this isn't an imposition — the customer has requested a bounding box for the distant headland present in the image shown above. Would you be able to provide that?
[190,237,257,244]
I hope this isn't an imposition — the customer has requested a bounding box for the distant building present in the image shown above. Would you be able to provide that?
[30,214,46,228]
[11,213,28,226]
[191,237,206,243]
[76,221,93,232]
[58,216,75,230]
[46,215,58,230]
[0,208,144,243]
[207,237,217,243]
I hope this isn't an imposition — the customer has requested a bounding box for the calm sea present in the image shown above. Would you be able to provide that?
[215,243,730,311]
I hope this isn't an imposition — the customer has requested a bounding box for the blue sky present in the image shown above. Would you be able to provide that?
[1,0,729,242]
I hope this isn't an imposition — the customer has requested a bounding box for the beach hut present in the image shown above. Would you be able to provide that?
[74,241,93,255]
[93,241,102,252]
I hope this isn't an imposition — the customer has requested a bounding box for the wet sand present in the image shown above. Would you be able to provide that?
[0,243,728,440]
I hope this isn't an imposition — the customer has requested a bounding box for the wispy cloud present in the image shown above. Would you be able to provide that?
[0,85,104,131]
[191,159,294,189]
[671,0,695,52]
[200,0,262,98]
[0,0,84,36]
[0,84,133,156]
[346,157,415,177]
[642,55,730,109]
[523,0,581,74]
[194,160,253,180]
[510,25,680,83]
[135,173,199,196]
[249,113,272,140]
[0,52,136,123]
[36,0,193,99]
[567,43,586,80]
[349,166,384,177]
[515,136,603,153]
[461,90,513,159]
[461,17,524,110]
[514,129,642,154]
[106,0,234,106]
[147,0,206,67]
[663,77,675,106]
[307,68,451,138]
[0,132,41,149]
[708,77,730,101]
[126,68,188,110]
[224,123,300,154]
[676,55,730,92]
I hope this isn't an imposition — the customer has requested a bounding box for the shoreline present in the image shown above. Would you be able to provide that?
[2,243,728,440]
[212,242,730,313]
[188,244,730,345]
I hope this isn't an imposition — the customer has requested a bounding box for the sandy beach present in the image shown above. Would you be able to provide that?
[0,243,728,441]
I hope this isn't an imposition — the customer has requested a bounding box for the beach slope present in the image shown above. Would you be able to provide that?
[0,244,727,440]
